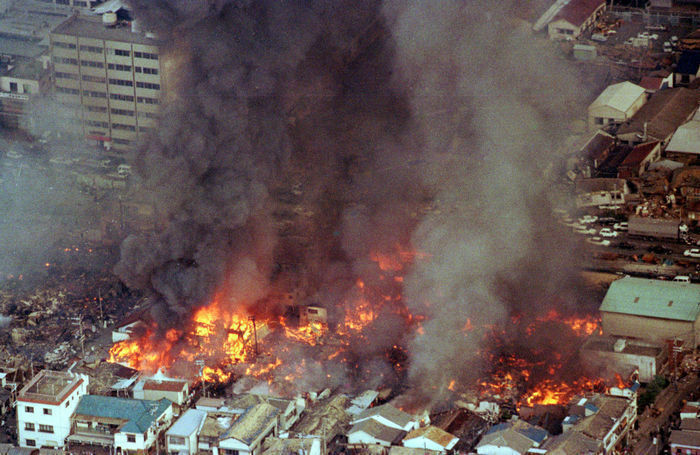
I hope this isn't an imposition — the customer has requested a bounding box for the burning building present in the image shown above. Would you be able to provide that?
[99,0,613,411]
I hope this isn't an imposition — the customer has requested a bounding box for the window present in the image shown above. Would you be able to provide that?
[56,87,80,95]
[113,49,131,57]
[75,0,88,6]
[80,60,105,68]
[53,41,76,49]
[221,450,239,455]
[135,51,158,60]
[23,84,32,93]
[169,436,186,445]
[25,406,34,413]
[137,96,158,105]
[79,45,103,53]
[142,67,159,75]
[109,78,133,87]
[87,120,109,128]
[85,90,106,98]
[55,72,78,80]
[82,75,106,83]
[43,408,52,415]
[113,123,136,131]
[136,82,160,90]
[108,63,132,72]
[24,423,35,431]
[127,434,136,443]
[9,82,17,92]
[87,105,107,113]
[111,108,134,116]
[54,57,78,65]
[25,440,36,447]
[595,117,604,125]
[112,138,132,145]
[38,424,54,433]
[111,93,134,102]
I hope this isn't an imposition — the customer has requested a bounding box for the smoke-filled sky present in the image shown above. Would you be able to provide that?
[116,0,600,399]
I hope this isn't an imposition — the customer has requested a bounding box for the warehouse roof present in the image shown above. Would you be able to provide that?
[589,82,646,114]
[600,276,700,322]
[617,88,700,141]
[553,0,605,27]
[666,120,700,156]
[73,395,171,434]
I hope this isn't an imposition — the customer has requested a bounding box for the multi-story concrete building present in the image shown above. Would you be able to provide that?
[49,14,162,155]
[16,369,89,449]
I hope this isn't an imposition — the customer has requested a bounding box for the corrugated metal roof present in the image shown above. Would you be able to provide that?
[666,120,700,155]
[166,409,207,437]
[553,0,605,27]
[589,82,646,114]
[349,419,406,444]
[355,403,414,428]
[600,276,700,321]
[222,402,280,446]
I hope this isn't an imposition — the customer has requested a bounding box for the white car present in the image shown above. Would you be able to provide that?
[587,236,611,246]
[613,222,628,231]
[598,204,622,210]
[579,215,598,224]
[6,150,22,159]
[49,156,74,166]
[599,228,619,238]
[574,226,597,235]
[673,275,690,283]
[684,248,700,258]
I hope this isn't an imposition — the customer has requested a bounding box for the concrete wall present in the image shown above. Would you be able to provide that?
[601,312,697,346]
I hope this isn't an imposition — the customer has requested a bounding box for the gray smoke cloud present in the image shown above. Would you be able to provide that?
[116,0,601,397]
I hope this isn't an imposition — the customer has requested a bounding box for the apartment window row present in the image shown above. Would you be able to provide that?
[112,49,131,57]
[56,87,79,95]
[86,105,107,113]
[82,75,106,83]
[135,66,159,75]
[137,96,158,105]
[75,0,88,6]
[86,90,106,98]
[111,108,134,116]
[108,63,131,72]
[79,45,103,53]
[53,41,76,49]
[139,111,158,119]
[113,123,136,131]
[134,51,158,60]
[39,424,54,433]
[109,78,133,87]
[25,440,35,447]
[23,406,51,415]
[81,60,104,68]
[111,93,134,102]
[136,81,160,90]
[87,120,108,128]
[55,72,78,80]
[54,57,77,65]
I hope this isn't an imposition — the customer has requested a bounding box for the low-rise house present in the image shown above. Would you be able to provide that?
[67,395,173,454]
[198,413,235,455]
[579,130,616,174]
[574,178,629,209]
[547,0,606,40]
[218,402,280,455]
[581,336,665,383]
[616,88,700,145]
[675,50,700,86]
[617,141,661,179]
[475,419,548,455]
[639,75,671,94]
[133,372,189,406]
[665,113,700,164]
[0,57,50,130]
[165,408,207,455]
[670,429,700,454]
[346,390,380,416]
[430,408,488,452]
[402,426,458,453]
[348,419,406,447]
[542,428,601,454]
[200,394,303,432]
[588,82,647,130]
[351,404,420,432]
[17,369,89,449]
[263,437,321,455]
[290,395,351,449]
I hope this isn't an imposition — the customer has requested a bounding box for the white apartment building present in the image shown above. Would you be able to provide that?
[50,14,163,155]
[17,369,89,449]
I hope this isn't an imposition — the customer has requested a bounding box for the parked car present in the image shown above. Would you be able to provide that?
[613,222,628,231]
[672,275,690,283]
[587,236,611,246]
[6,150,22,159]
[648,245,673,255]
[599,228,619,238]
[614,241,635,250]
[574,226,597,235]
[684,248,700,258]
[579,215,598,224]
[49,156,74,166]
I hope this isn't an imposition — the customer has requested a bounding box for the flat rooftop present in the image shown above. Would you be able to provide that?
[52,15,160,46]
[18,370,83,404]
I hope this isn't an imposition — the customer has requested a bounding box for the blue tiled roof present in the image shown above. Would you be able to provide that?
[584,402,599,413]
[520,426,548,444]
[74,395,171,434]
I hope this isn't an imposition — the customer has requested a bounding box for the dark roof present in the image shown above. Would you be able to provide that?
[581,131,615,162]
[51,14,159,46]
[73,395,171,434]
[617,88,700,141]
[639,76,664,91]
[554,0,606,27]
[670,429,700,448]
[350,419,406,444]
[677,50,700,75]
[221,402,280,446]
[620,141,659,167]
[682,418,700,431]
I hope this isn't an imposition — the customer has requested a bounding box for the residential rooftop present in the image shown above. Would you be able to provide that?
[18,370,85,404]
[52,14,160,46]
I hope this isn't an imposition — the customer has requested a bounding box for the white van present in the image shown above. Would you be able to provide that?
[672,275,690,283]
[117,164,132,177]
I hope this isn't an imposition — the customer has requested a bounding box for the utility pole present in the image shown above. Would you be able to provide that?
[249,315,258,359]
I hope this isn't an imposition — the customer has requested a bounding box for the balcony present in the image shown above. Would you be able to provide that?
[67,429,114,447]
